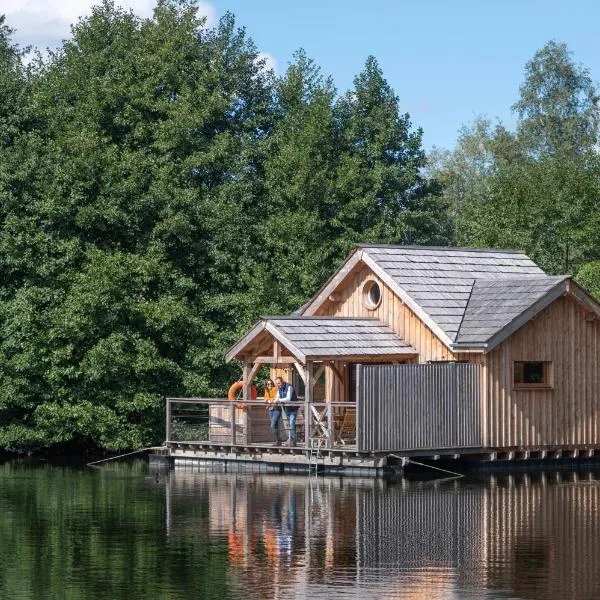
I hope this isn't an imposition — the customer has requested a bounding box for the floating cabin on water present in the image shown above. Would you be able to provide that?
[159,244,600,474]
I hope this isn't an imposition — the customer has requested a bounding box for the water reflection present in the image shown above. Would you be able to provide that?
[166,469,600,599]
[2,460,600,599]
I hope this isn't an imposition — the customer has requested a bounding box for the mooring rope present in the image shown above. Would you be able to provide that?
[388,453,464,478]
[86,446,156,468]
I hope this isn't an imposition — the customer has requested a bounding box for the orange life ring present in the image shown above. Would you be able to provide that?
[228,381,257,409]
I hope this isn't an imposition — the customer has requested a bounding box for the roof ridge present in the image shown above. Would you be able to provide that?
[358,243,527,254]
[471,275,568,285]
[454,279,477,343]
[262,315,380,321]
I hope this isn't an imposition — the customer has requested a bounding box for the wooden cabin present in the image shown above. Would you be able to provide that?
[163,244,600,471]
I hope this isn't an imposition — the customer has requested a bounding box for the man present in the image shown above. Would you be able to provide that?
[275,376,298,446]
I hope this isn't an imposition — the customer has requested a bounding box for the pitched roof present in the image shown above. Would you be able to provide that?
[362,245,547,342]
[300,244,595,351]
[454,276,568,346]
[226,316,417,363]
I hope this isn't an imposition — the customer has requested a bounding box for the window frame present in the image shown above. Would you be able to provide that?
[513,361,553,390]
[362,279,382,311]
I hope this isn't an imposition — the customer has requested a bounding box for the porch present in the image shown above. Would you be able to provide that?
[163,360,484,474]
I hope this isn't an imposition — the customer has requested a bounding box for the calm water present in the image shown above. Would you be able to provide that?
[1,460,600,599]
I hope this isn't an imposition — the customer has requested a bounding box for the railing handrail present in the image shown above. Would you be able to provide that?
[166,397,355,407]
[165,397,357,448]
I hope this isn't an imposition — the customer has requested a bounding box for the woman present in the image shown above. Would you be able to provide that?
[264,379,281,446]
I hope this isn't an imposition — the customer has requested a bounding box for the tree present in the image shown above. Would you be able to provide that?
[514,40,599,157]
[0,1,274,452]
[441,41,600,274]
[256,50,338,311]
[0,4,447,454]
[333,56,433,247]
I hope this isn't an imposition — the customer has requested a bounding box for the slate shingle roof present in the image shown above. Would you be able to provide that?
[360,245,559,346]
[454,276,567,345]
[265,317,416,359]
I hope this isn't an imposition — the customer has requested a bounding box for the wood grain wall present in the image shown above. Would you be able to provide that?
[485,294,600,449]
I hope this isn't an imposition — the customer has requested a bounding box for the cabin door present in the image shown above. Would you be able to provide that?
[347,364,357,403]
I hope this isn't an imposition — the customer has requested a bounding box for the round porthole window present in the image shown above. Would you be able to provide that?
[363,280,381,310]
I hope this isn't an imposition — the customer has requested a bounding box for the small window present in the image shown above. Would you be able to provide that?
[362,280,381,310]
[514,361,552,388]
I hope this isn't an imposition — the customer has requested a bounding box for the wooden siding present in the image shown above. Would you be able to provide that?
[356,363,482,452]
[315,264,454,362]
[485,294,600,449]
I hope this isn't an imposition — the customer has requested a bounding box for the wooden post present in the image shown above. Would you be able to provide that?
[165,398,172,443]
[242,361,251,445]
[305,360,313,447]
[326,402,333,449]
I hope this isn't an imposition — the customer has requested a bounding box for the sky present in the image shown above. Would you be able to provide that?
[3,0,600,151]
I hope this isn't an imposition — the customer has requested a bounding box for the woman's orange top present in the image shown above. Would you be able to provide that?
[264,386,277,403]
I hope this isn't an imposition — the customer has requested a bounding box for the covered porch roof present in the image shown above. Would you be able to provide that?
[226,316,417,364]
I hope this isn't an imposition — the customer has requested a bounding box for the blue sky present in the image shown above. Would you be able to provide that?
[208,0,600,151]
[6,0,600,151]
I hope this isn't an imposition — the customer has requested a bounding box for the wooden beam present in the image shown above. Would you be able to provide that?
[301,249,363,316]
[273,340,280,362]
[255,356,296,364]
[329,362,345,384]
[312,363,326,388]
[264,322,306,363]
[294,362,307,385]
[568,279,600,318]
[247,360,263,385]
[305,360,313,447]
[225,321,266,362]
[306,353,418,362]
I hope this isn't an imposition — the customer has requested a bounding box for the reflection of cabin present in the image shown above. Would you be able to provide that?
[164,244,600,470]
[164,471,600,599]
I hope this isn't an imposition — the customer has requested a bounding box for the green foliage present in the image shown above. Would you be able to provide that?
[434,41,600,275]
[0,461,233,598]
[575,261,600,300]
[0,3,441,453]
[513,40,599,157]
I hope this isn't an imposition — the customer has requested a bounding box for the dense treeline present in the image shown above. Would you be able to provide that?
[0,1,449,452]
[0,2,599,453]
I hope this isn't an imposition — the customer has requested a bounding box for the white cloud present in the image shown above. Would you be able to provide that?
[256,51,277,75]
[3,1,216,51]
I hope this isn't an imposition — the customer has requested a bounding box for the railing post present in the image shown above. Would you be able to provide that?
[165,398,172,443]
[305,360,312,447]
[326,403,333,448]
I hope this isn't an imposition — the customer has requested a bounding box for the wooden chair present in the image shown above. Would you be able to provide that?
[337,407,356,446]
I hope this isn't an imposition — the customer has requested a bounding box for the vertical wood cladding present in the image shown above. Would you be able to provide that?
[315,262,600,451]
[486,295,600,448]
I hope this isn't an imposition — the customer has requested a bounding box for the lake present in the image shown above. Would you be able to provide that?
[1,459,599,599]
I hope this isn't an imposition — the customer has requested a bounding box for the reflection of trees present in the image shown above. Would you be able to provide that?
[0,460,232,599]
[5,461,600,599]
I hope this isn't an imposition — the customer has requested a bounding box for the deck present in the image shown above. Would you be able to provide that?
[158,362,600,475]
